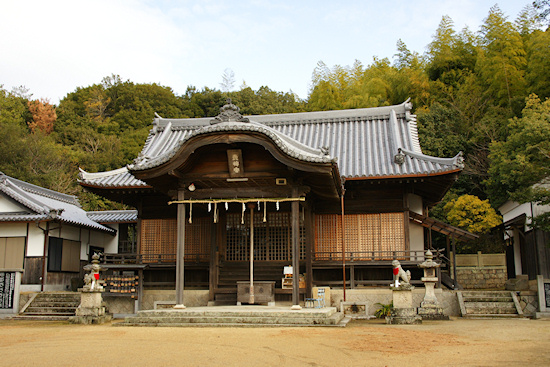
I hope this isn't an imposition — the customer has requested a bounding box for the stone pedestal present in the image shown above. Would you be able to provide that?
[386,287,422,324]
[417,276,449,320]
[70,290,112,324]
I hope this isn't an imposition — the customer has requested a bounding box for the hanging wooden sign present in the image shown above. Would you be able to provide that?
[227,149,244,178]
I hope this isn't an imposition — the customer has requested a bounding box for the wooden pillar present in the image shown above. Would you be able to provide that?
[248,203,256,304]
[403,190,410,256]
[41,222,50,292]
[291,187,301,309]
[452,237,457,285]
[138,268,144,311]
[305,204,313,298]
[175,190,186,308]
[208,221,218,303]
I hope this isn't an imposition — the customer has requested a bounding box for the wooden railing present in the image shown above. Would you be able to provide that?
[102,253,209,265]
[102,249,446,265]
[314,250,428,262]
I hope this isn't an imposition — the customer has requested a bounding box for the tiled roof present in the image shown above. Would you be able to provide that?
[78,167,150,188]
[79,100,464,188]
[87,210,138,223]
[0,173,116,234]
[128,120,335,172]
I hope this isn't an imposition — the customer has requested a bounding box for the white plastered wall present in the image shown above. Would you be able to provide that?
[0,194,25,212]
[85,226,118,258]
[408,193,424,253]
[0,222,27,237]
[26,224,45,256]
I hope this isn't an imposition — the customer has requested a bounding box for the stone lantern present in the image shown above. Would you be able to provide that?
[417,249,449,320]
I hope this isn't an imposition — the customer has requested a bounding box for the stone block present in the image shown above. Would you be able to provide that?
[418,306,449,320]
[386,307,422,324]
[392,289,413,309]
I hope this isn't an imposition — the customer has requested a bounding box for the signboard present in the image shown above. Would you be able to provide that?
[545,282,550,309]
[0,272,16,309]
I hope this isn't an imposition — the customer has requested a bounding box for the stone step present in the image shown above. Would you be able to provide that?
[36,292,80,298]
[462,314,525,319]
[25,306,78,314]
[116,307,344,327]
[462,291,511,298]
[117,320,349,328]
[132,306,337,318]
[34,295,80,302]
[465,306,517,314]
[122,314,342,325]
[10,315,72,321]
[31,301,80,308]
[458,291,522,318]
[462,295,513,303]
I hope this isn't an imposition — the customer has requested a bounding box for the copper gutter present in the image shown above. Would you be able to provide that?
[341,186,346,302]
[343,168,462,181]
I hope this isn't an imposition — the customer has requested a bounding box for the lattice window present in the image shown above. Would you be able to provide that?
[186,217,212,261]
[225,214,249,261]
[315,213,405,260]
[225,212,304,262]
[314,214,342,260]
[140,218,210,263]
[140,219,176,263]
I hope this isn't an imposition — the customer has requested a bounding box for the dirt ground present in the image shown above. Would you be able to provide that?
[0,317,548,367]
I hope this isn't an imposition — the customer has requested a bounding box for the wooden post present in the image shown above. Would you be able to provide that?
[175,190,186,309]
[452,237,458,285]
[248,203,255,304]
[208,221,217,303]
[138,268,144,311]
[41,222,50,292]
[291,187,301,309]
[305,204,313,299]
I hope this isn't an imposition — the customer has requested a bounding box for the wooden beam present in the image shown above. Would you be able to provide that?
[175,186,310,200]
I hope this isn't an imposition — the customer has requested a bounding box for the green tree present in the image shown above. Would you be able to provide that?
[487,94,550,208]
[476,5,527,114]
[525,28,550,99]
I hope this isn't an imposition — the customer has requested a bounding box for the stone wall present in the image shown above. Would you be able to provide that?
[517,291,538,317]
[330,288,460,317]
[456,267,507,289]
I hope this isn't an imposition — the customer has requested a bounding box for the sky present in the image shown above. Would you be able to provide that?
[0,0,533,103]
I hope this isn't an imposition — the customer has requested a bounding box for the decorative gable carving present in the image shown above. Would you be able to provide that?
[210,98,250,124]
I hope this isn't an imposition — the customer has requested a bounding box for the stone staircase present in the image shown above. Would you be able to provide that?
[457,291,524,319]
[12,292,80,321]
[115,306,348,327]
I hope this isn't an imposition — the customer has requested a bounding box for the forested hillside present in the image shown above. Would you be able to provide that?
[1,4,549,233]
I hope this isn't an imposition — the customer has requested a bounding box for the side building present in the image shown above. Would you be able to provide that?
[79,100,470,308]
[0,172,135,294]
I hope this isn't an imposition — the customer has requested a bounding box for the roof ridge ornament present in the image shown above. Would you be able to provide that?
[394,148,405,165]
[210,98,250,124]
[454,151,465,169]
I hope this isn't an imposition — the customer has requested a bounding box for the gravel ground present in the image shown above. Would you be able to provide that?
[0,317,548,367]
